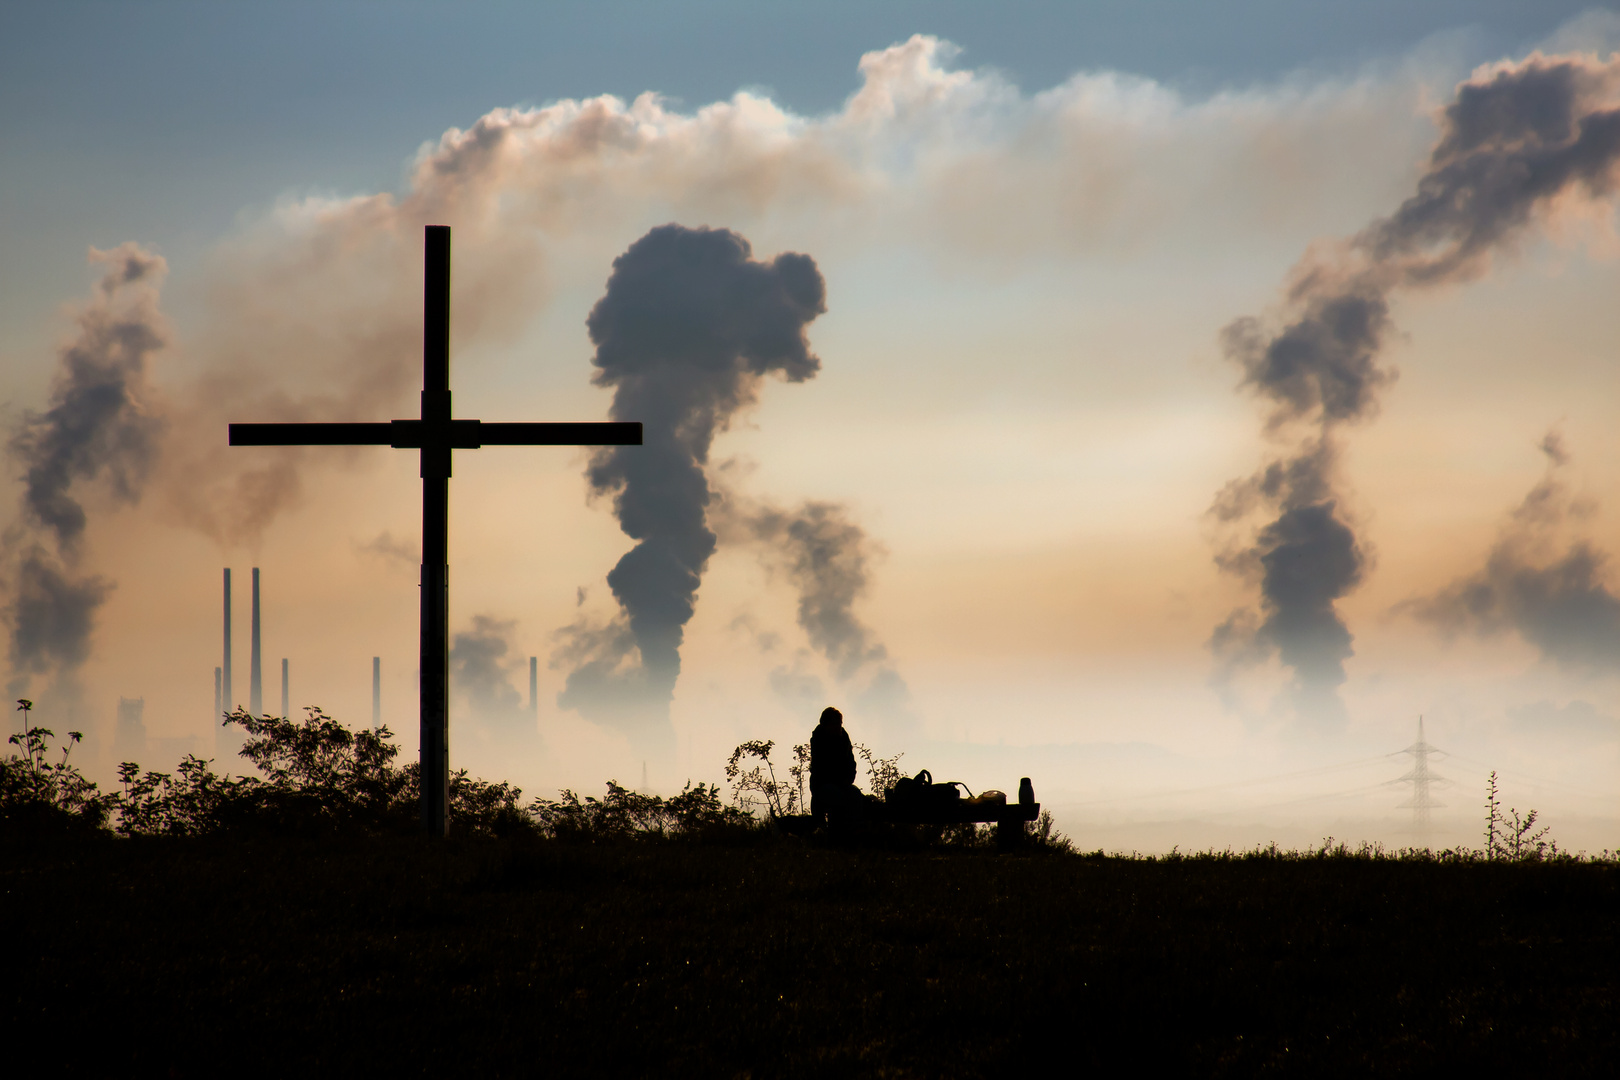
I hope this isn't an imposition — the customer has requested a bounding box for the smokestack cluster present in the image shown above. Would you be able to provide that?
[218,565,266,759]
[1209,54,1620,726]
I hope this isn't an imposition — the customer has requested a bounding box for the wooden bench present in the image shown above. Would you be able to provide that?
[883,795,1041,846]
[776,778,1041,846]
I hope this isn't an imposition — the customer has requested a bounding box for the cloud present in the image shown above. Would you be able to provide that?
[1400,434,1620,674]
[1507,698,1620,742]
[29,32,1464,558]
[18,32,1618,724]
[1209,53,1620,725]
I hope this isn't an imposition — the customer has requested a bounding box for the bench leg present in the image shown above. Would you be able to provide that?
[996,817,1022,850]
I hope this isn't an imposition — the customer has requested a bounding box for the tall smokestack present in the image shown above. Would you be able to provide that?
[372,656,381,730]
[281,657,289,718]
[222,569,232,709]
[529,656,537,717]
[219,567,234,761]
[250,567,262,715]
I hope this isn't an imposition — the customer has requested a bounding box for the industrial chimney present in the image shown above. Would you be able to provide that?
[222,569,232,710]
[281,658,289,718]
[529,656,538,717]
[218,568,242,763]
[372,656,381,730]
[250,567,263,716]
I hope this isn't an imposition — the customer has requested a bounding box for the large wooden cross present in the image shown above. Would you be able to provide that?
[229,225,641,835]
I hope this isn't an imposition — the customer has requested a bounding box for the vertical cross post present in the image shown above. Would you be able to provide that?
[228,225,640,834]
[421,225,451,835]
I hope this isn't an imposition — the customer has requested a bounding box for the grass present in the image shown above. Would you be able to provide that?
[6,831,1617,1076]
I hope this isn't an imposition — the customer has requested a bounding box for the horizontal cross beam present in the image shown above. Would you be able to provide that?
[229,421,642,448]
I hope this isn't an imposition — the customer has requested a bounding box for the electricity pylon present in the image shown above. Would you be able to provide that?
[1391,715,1448,845]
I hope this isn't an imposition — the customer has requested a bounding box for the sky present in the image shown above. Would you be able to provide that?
[3,1,1619,852]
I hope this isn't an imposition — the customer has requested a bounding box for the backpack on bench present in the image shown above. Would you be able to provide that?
[887,768,961,817]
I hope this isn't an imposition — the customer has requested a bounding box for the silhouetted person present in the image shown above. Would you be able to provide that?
[810,706,857,823]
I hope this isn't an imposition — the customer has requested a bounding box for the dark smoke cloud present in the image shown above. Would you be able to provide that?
[731,498,913,727]
[555,224,825,750]
[1209,440,1366,723]
[451,615,526,722]
[10,244,168,552]
[354,529,418,570]
[3,245,168,697]
[1210,54,1620,724]
[5,547,113,689]
[1363,57,1620,282]
[768,658,827,708]
[1401,434,1620,673]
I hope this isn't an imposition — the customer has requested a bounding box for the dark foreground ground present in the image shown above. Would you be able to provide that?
[5,833,1616,1076]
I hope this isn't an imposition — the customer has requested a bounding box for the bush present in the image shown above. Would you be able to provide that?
[530,780,754,841]
[2,705,114,834]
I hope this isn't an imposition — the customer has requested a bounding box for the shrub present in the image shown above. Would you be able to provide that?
[725,738,904,817]
[1,703,114,834]
[530,780,753,841]
[1483,770,1559,862]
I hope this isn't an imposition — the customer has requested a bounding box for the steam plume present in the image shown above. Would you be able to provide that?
[729,498,912,727]
[1402,433,1620,672]
[556,224,826,750]
[4,244,168,695]
[451,615,526,722]
[1210,54,1620,724]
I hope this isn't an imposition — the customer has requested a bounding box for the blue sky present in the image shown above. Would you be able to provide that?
[1,1,1604,339]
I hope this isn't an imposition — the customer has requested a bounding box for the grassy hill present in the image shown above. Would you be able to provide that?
[7,831,1616,1076]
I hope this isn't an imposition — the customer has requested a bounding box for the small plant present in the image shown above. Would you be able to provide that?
[726,737,902,815]
[530,780,751,840]
[1031,809,1074,853]
[853,742,903,800]
[114,755,253,837]
[725,739,807,817]
[1,700,113,832]
[1484,770,1557,861]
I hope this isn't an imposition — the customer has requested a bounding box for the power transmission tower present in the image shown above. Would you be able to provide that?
[1392,716,1448,845]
